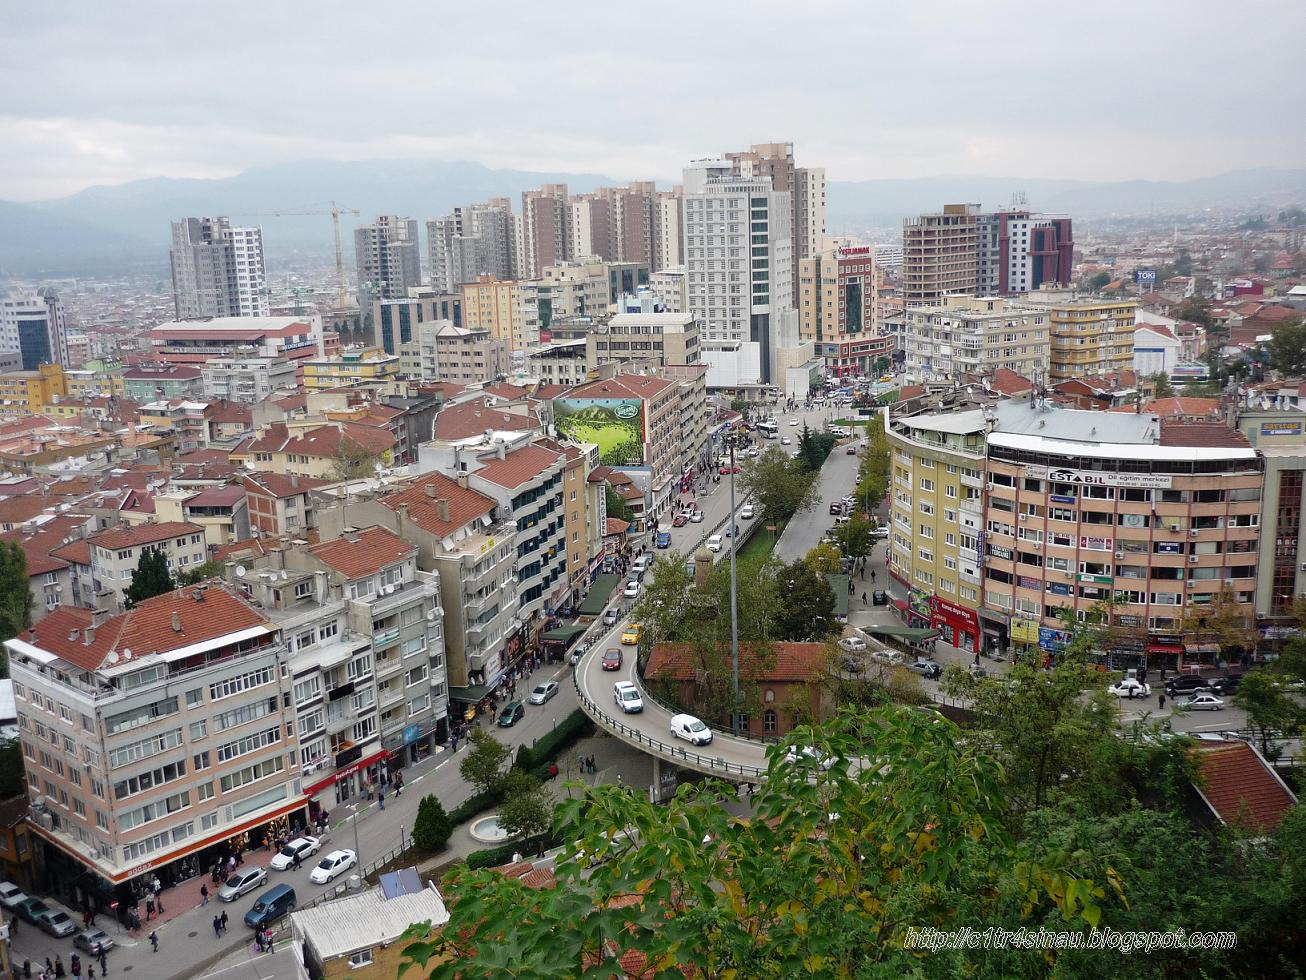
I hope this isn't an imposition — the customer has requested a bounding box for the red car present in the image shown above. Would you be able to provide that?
[672,514,688,527]
[601,648,623,671]
[719,465,740,475]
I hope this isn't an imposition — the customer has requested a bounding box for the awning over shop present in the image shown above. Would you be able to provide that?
[448,684,493,704]
[866,624,940,642]
[827,575,849,615]
[892,598,909,612]
[577,575,621,617]
[1184,642,1221,655]
[1146,644,1184,655]
[541,624,587,646]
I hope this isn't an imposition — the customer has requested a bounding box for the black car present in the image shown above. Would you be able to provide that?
[1164,675,1216,698]
[1211,674,1240,695]
[872,590,889,606]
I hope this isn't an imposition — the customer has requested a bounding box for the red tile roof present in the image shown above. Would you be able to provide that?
[566,374,675,401]
[310,526,414,579]
[284,423,395,458]
[605,518,630,536]
[647,642,828,683]
[990,368,1034,396]
[241,472,330,499]
[50,539,92,567]
[432,398,538,441]
[21,582,269,672]
[1194,741,1297,832]
[475,444,563,489]
[87,520,202,551]
[1144,397,1223,420]
[483,381,530,401]
[381,472,495,538]
[1158,422,1249,448]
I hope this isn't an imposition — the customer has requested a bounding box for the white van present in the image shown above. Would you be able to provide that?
[613,681,643,713]
[669,713,713,746]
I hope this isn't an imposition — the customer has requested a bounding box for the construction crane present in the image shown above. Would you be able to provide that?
[232,202,360,317]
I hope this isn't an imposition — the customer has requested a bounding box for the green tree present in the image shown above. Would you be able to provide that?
[177,559,222,586]
[1178,588,1257,662]
[803,542,842,576]
[1152,372,1175,399]
[796,424,836,472]
[0,738,25,798]
[124,547,174,609]
[774,560,838,642]
[1084,270,1112,292]
[854,416,890,515]
[1175,297,1214,328]
[458,728,513,798]
[496,770,553,854]
[603,486,634,524]
[330,439,385,480]
[411,794,453,852]
[1233,670,1302,759]
[397,707,1121,978]
[833,514,873,562]
[0,541,32,646]
[739,447,817,524]
[1268,318,1306,376]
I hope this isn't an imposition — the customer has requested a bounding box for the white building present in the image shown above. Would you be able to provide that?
[227,225,270,317]
[1133,324,1182,379]
[0,288,69,369]
[201,354,298,403]
[649,267,687,313]
[682,159,794,385]
[169,217,268,319]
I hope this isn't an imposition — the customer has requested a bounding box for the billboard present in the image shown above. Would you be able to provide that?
[1134,269,1157,284]
[555,398,647,467]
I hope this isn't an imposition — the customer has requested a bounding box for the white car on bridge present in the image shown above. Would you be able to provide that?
[613,681,643,713]
[670,713,713,746]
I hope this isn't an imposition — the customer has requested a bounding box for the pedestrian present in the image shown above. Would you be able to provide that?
[394,773,403,797]
[149,930,158,953]
[55,957,64,979]
[213,915,222,938]
[227,854,236,875]
[378,788,385,810]
[870,570,876,583]
[220,910,228,934]
[847,579,854,595]
[10,913,16,936]
[44,958,52,977]
[97,950,106,976]
[255,932,264,953]
[264,928,274,953]
[577,752,584,772]
[22,960,29,980]
[861,591,868,605]
[1159,693,1166,710]
[145,897,154,921]
[200,883,209,906]
[155,892,164,915]
[293,850,302,871]
[86,968,93,980]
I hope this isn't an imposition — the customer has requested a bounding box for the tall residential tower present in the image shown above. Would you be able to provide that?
[169,216,269,319]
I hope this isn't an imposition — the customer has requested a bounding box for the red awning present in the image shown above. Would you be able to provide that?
[1146,644,1184,655]
[893,599,909,612]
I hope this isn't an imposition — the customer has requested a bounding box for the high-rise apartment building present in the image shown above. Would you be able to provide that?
[519,259,648,348]
[568,193,612,263]
[903,296,1049,383]
[520,184,570,279]
[0,288,70,369]
[797,246,892,378]
[1021,289,1138,383]
[725,143,825,296]
[354,216,421,313]
[461,276,524,352]
[902,204,981,306]
[653,190,684,271]
[682,158,794,384]
[169,217,268,319]
[426,199,516,293]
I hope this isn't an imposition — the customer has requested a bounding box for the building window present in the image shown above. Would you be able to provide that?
[349,950,374,967]
[763,710,777,733]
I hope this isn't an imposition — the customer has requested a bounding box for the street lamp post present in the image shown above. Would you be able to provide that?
[728,439,740,735]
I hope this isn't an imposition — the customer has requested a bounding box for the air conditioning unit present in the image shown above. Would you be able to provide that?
[1115,551,1125,560]
[1224,579,1234,586]
[1189,555,1199,563]
[1170,523,1182,532]
[1018,514,1028,522]
[1190,529,1199,537]
[1300,561,1306,571]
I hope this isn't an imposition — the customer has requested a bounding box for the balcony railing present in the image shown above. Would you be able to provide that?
[372,627,401,648]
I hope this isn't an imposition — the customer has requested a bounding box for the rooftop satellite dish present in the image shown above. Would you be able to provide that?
[280,571,289,581]
[104,651,119,665]
[235,565,247,578]
[122,648,133,661]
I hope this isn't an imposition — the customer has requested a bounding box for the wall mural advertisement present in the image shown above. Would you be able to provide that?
[555,398,646,467]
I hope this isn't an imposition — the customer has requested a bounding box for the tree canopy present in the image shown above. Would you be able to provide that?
[0,540,32,646]
[738,447,817,524]
[773,560,838,642]
[1268,318,1306,377]
[124,547,174,609]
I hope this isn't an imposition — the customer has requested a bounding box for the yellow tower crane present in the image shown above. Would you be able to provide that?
[232,202,360,317]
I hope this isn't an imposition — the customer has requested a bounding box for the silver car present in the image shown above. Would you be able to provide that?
[218,866,268,902]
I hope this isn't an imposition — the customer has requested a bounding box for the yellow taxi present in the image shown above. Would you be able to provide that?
[621,623,642,646]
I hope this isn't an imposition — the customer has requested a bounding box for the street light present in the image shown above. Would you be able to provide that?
[728,440,740,735]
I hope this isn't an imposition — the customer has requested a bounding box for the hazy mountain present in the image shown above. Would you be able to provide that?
[3,160,1305,276]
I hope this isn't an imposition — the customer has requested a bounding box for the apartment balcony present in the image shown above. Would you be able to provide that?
[372,626,401,648]
[377,684,405,709]
[326,704,355,734]
[374,651,405,679]
[959,471,983,490]
[960,497,982,516]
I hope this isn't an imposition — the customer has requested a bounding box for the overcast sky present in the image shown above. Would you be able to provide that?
[3,0,1303,201]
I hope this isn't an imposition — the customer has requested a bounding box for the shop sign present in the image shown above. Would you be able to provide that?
[1260,421,1303,436]
[1047,582,1072,596]
[1079,536,1114,551]
[1077,574,1114,585]
[403,723,422,744]
[1039,627,1072,652]
[1154,541,1183,554]
[988,544,1013,560]
[1019,576,1042,591]
[1050,494,1076,504]
[1026,465,1172,490]
[928,595,980,628]
[1011,619,1041,644]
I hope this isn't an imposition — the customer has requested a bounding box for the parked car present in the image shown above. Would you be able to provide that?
[631,556,650,574]
[218,867,268,902]
[669,713,713,746]
[309,849,357,885]
[872,590,889,606]
[780,437,792,446]
[846,445,858,455]
[829,502,845,515]
[623,580,641,598]
[529,681,559,705]
[620,623,642,645]
[613,681,643,713]
[690,510,704,523]
[38,907,77,938]
[870,526,890,539]
[603,648,625,671]
[839,653,864,673]
[244,884,297,929]
[74,928,114,954]
[1163,674,1214,698]
[0,881,27,910]
[871,649,904,667]
[14,898,50,925]
[789,418,799,426]
[496,700,525,727]
[1184,693,1226,711]
[837,636,867,653]
[706,534,723,552]
[740,504,754,520]
[1109,678,1151,699]
[269,835,320,871]
[1213,674,1240,694]
[906,659,942,680]
[672,513,688,527]
[603,608,619,627]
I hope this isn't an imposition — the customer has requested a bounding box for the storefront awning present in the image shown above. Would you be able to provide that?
[541,624,587,646]
[577,574,621,616]
[826,575,849,615]
[1184,642,1220,655]
[892,598,909,612]
[866,624,940,641]
[1146,644,1184,655]
[448,684,494,704]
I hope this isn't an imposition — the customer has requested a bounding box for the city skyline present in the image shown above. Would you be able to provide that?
[3,0,1304,201]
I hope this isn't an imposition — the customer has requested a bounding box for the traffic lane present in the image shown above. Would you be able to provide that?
[773,438,862,563]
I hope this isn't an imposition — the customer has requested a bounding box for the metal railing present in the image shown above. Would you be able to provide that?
[572,662,767,780]
[302,839,415,910]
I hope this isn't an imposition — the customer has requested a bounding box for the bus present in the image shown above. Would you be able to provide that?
[757,421,779,439]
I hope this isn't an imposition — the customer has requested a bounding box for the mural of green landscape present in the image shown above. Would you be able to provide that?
[555,399,645,467]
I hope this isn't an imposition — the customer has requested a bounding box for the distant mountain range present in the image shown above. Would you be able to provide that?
[2,160,1305,277]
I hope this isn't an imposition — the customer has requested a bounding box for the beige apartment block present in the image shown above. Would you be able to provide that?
[461,276,525,351]
[1021,288,1139,383]
[902,204,980,305]
[903,296,1049,384]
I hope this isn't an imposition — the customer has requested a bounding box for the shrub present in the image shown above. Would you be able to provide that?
[448,788,502,826]
[465,832,565,870]
[515,709,594,772]
[411,794,453,853]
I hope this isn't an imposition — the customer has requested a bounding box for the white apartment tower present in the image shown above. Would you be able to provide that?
[0,287,70,369]
[426,199,516,293]
[682,158,794,384]
[354,216,422,313]
[169,216,269,320]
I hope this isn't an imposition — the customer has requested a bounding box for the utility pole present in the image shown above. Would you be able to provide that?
[728,437,740,735]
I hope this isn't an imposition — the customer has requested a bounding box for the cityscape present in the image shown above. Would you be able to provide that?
[0,2,1304,978]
